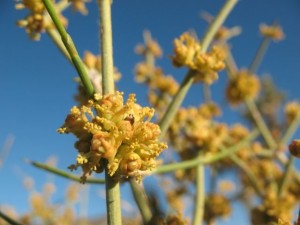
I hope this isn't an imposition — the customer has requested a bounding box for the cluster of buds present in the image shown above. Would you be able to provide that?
[260,23,285,41]
[15,0,67,40]
[171,32,226,84]
[226,69,261,106]
[58,91,167,182]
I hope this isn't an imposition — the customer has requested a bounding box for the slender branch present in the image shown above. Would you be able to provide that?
[99,0,115,94]
[129,179,152,224]
[230,155,264,197]
[159,0,238,138]
[192,163,205,225]
[277,156,294,197]
[249,38,270,73]
[281,112,300,145]
[97,0,121,224]
[245,98,277,149]
[0,211,22,225]
[277,112,300,197]
[28,160,105,184]
[154,130,258,174]
[42,0,94,97]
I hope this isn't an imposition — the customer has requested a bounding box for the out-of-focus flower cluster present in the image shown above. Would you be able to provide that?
[204,194,231,224]
[58,91,167,182]
[0,173,79,225]
[134,34,179,118]
[15,0,90,40]
[75,51,121,105]
[260,23,285,41]
[70,0,90,15]
[226,69,261,106]
[15,0,67,40]
[171,32,226,84]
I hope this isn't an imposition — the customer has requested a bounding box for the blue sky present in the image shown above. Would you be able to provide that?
[1,0,300,223]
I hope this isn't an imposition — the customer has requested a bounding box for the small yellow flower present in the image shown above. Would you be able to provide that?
[260,23,285,41]
[70,0,90,15]
[172,32,200,68]
[59,91,167,182]
[226,69,260,106]
[171,32,226,84]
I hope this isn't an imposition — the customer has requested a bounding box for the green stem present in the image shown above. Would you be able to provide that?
[159,0,238,138]
[0,211,22,225]
[99,0,115,94]
[97,0,121,224]
[277,112,300,197]
[154,130,258,174]
[245,98,277,149]
[192,163,205,225]
[42,0,94,97]
[249,37,270,74]
[29,160,105,184]
[277,156,294,197]
[129,179,152,224]
[230,155,264,197]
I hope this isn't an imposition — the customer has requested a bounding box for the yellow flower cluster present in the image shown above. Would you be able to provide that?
[58,91,167,182]
[251,191,295,225]
[70,0,89,15]
[15,0,67,40]
[260,23,285,41]
[284,101,300,125]
[226,69,261,106]
[171,32,226,84]
[204,194,231,224]
[135,38,163,58]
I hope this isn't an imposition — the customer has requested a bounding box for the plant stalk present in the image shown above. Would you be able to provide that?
[42,0,94,96]
[192,163,205,225]
[98,0,122,224]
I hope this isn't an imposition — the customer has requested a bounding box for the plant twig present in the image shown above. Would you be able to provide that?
[192,162,205,225]
[245,98,277,149]
[277,112,300,197]
[42,0,94,97]
[99,0,115,94]
[230,155,264,197]
[28,160,105,184]
[159,0,239,138]
[129,179,152,224]
[249,38,270,74]
[154,129,258,174]
[97,0,121,224]
[0,211,22,225]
